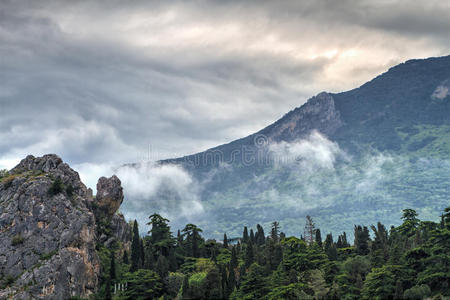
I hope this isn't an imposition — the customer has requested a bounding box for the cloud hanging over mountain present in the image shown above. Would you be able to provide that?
[1,0,450,181]
[268,131,346,171]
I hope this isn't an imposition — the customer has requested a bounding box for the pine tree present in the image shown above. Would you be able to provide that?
[177,229,182,245]
[155,254,169,279]
[143,239,154,269]
[130,220,140,272]
[182,224,203,258]
[398,209,420,237]
[148,213,174,256]
[235,263,269,299]
[168,248,178,272]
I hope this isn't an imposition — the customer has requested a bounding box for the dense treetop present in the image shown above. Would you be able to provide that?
[92,206,449,299]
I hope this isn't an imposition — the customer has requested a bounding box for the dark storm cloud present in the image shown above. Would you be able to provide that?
[0,0,449,176]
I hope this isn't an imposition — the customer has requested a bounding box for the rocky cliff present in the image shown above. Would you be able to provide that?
[0,154,130,299]
[260,92,343,143]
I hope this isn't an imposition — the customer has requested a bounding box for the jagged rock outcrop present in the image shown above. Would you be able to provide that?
[0,154,130,299]
[262,92,344,142]
[110,213,131,245]
[94,175,130,249]
[95,175,123,219]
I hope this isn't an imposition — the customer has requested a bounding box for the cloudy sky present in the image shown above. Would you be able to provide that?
[1,0,450,187]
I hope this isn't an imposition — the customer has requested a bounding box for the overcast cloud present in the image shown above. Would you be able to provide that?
[1,0,450,185]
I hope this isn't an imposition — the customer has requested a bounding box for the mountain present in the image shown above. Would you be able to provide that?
[139,55,450,238]
[0,154,131,299]
[168,55,450,165]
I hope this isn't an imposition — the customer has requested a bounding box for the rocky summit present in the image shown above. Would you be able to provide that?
[0,154,130,299]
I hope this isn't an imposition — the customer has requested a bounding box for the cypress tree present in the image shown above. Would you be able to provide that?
[105,277,112,300]
[227,265,236,295]
[354,225,370,255]
[221,265,228,298]
[256,224,265,246]
[245,242,254,268]
[231,246,238,268]
[122,249,129,265]
[130,220,140,272]
[324,233,338,260]
[342,232,349,247]
[182,274,190,298]
[250,229,255,244]
[223,233,228,248]
[239,264,247,284]
[211,248,217,262]
[140,239,145,268]
[315,228,323,247]
[109,251,116,282]
[271,221,280,243]
[243,226,249,243]
[324,233,333,253]
[273,244,283,269]
[324,233,333,251]
[328,244,338,260]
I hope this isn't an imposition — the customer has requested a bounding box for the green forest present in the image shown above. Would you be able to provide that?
[92,207,450,300]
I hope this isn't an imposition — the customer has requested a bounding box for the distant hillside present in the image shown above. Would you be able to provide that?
[131,55,450,238]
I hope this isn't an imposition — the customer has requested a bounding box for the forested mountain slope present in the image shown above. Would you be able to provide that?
[128,55,450,239]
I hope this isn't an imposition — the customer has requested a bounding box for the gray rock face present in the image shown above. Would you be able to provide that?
[95,175,124,218]
[0,154,128,299]
[110,213,131,245]
[264,92,344,142]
